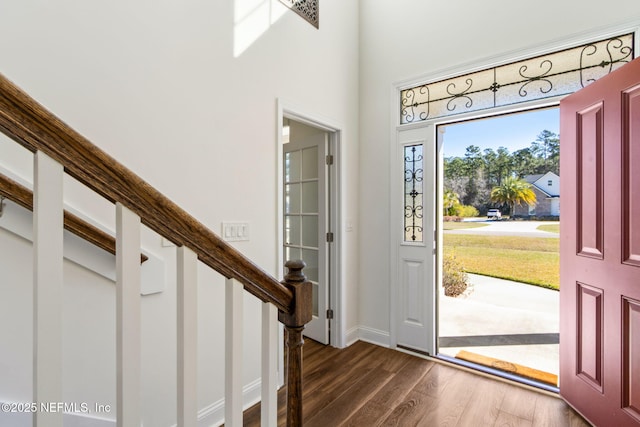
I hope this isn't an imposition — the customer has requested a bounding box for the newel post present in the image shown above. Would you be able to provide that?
[278,260,312,427]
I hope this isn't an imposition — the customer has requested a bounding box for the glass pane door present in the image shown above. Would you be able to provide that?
[284,145,320,316]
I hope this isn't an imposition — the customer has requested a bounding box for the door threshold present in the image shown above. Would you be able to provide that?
[396,344,430,357]
[436,353,559,394]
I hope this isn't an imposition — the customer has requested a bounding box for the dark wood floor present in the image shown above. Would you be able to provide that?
[243,339,590,426]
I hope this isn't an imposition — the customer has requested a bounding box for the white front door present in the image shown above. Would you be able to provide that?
[393,125,436,354]
[283,124,330,344]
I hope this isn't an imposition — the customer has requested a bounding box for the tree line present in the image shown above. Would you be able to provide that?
[444,130,559,215]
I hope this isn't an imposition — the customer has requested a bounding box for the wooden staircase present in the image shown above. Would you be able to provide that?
[0,73,311,427]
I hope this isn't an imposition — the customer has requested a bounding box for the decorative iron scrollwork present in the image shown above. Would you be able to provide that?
[401,85,430,123]
[579,36,632,86]
[401,33,634,124]
[446,79,474,112]
[404,145,424,242]
[518,60,553,97]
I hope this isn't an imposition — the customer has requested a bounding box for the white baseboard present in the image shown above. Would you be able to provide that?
[345,326,360,347]
[196,378,262,427]
[346,326,390,348]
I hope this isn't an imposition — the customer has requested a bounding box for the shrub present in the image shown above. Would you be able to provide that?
[442,253,468,297]
[456,205,479,218]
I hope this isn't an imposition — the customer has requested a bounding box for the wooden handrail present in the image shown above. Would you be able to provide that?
[0,73,294,313]
[0,173,148,263]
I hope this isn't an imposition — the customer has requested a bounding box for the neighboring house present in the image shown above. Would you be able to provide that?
[514,172,560,218]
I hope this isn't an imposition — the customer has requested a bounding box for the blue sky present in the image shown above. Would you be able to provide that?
[441,108,559,158]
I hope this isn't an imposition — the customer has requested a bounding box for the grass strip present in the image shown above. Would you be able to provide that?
[537,224,560,233]
[442,222,489,230]
[444,234,559,252]
[444,234,560,290]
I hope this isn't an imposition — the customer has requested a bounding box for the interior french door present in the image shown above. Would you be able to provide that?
[394,125,436,354]
[283,130,330,344]
[560,56,640,426]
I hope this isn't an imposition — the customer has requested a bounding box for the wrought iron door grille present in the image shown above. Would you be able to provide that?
[401,33,634,124]
[404,145,424,242]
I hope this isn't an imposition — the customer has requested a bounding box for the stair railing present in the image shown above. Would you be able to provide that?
[0,73,311,427]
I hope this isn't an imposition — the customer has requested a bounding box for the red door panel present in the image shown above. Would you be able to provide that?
[561,56,640,427]
[623,84,640,266]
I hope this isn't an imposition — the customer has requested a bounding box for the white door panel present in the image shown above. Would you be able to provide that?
[402,259,424,326]
[393,125,436,354]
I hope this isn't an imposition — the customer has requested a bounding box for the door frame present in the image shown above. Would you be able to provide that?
[389,98,564,353]
[276,98,343,348]
[389,22,640,353]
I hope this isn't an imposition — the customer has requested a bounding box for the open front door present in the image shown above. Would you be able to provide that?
[560,56,640,426]
[394,125,436,354]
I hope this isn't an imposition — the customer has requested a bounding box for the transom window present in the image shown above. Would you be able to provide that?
[400,33,634,124]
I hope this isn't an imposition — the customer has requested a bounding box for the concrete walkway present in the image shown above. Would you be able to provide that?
[439,273,560,377]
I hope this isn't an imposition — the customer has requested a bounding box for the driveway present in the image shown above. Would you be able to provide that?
[445,219,559,238]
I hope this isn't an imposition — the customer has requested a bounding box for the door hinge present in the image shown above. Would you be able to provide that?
[326,232,334,242]
[326,155,334,165]
[326,309,334,319]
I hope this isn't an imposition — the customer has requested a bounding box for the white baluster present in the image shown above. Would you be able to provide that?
[261,302,278,426]
[225,278,243,426]
[33,151,63,427]
[177,246,198,427]
[116,203,141,427]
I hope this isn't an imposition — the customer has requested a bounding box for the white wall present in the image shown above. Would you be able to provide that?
[358,1,640,342]
[0,0,359,425]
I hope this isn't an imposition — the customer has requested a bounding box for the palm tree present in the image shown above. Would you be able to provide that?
[443,189,460,216]
[490,177,536,217]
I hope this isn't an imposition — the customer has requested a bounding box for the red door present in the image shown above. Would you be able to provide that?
[560,56,640,426]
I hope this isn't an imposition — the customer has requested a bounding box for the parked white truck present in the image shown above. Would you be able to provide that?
[487,209,502,219]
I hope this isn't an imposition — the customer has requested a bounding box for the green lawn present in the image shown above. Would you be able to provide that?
[442,222,489,230]
[537,224,560,233]
[444,234,560,290]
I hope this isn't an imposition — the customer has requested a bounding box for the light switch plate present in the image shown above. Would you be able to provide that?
[222,222,250,242]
